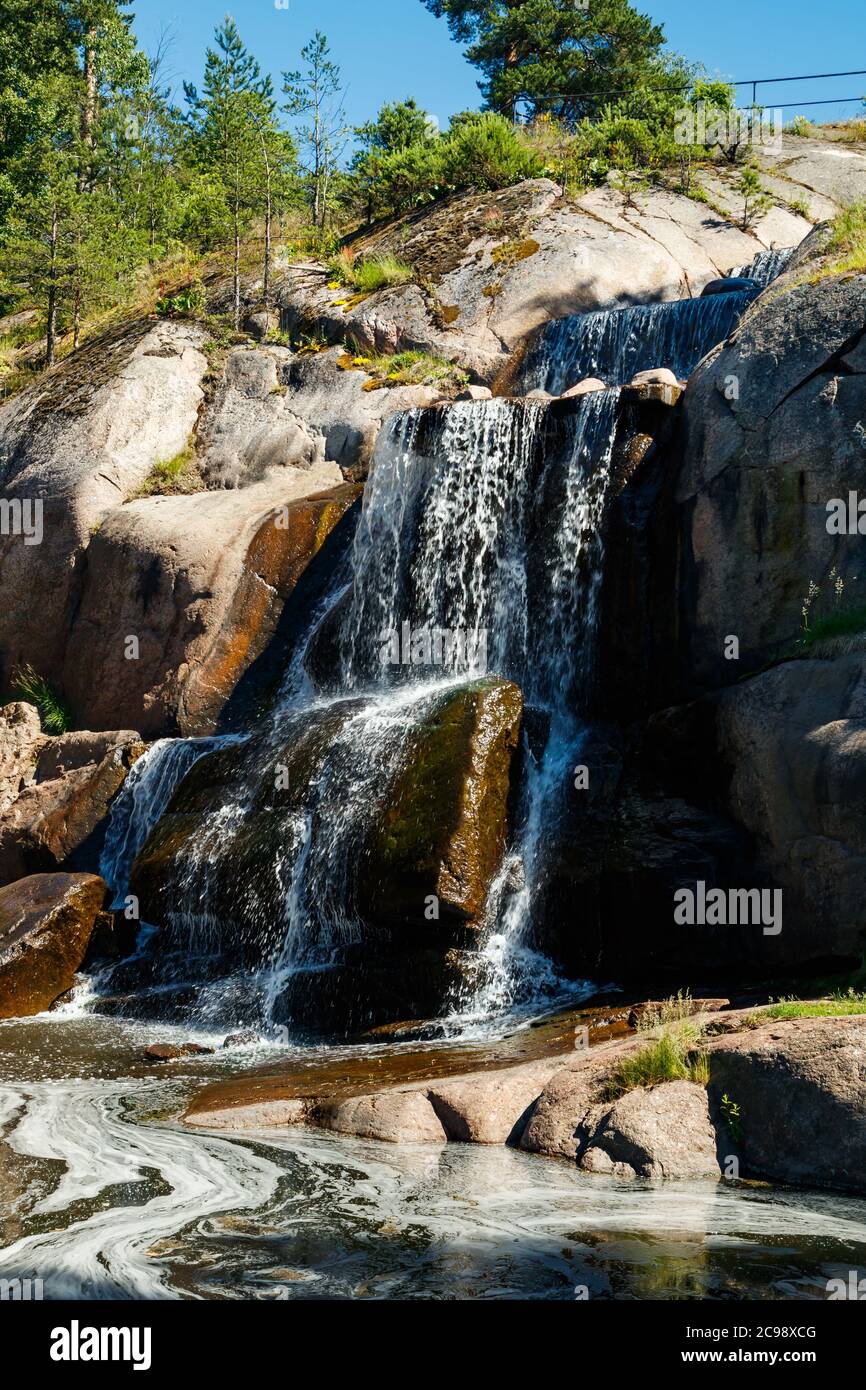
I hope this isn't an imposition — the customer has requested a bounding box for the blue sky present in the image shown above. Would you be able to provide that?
[130,0,866,131]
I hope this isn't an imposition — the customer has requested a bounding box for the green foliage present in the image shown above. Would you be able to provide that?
[737,163,772,229]
[601,1021,708,1100]
[10,663,71,733]
[420,0,672,123]
[756,994,866,1021]
[155,283,204,317]
[800,569,866,652]
[441,112,543,188]
[132,443,203,498]
[719,1093,742,1142]
[346,348,469,390]
[283,32,348,231]
[824,200,866,274]
[327,250,415,291]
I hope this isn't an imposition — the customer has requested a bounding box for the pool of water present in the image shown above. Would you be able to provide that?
[1,1013,865,1301]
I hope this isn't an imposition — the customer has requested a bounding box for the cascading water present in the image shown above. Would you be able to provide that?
[521,245,795,396]
[101,392,623,1035]
[731,245,794,287]
[521,291,754,395]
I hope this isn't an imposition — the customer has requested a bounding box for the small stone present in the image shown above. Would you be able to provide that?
[144,1042,215,1063]
[561,377,606,398]
[628,367,679,388]
[222,1030,260,1049]
[456,385,493,401]
[525,389,553,400]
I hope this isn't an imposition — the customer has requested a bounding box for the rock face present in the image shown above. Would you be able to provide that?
[0,872,108,1017]
[275,178,807,383]
[708,1017,866,1193]
[0,320,208,693]
[0,707,143,886]
[713,654,866,966]
[357,678,524,929]
[673,227,866,694]
[575,1081,721,1179]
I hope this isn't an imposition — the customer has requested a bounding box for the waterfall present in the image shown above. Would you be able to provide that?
[100,737,228,906]
[100,392,623,1034]
[522,291,753,396]
[730,245,794,287]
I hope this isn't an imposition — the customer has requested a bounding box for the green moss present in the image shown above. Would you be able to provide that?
[491,237,540,268]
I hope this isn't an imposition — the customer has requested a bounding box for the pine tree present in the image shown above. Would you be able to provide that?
[421,0,671,123]
[184,17,275,328]
[282,32,348,232]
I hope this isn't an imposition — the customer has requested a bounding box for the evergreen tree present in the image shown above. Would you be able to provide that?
[283,32,348,232]
[184,17,276,327]
[421,0,673,122]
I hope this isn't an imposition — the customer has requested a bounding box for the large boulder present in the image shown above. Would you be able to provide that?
[357,677,524,929]
[0,725,144,886]
[0,872,108,1017]
[672,226,866,694]
[0,320,208,690]
[575,1080,721,1179]
[275,179,805,383]
[62,475,356,737]
[708,1016,866,1193]
[713,654,866,966]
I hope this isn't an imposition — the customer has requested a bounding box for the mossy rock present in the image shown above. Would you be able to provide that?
[357,676,523,930]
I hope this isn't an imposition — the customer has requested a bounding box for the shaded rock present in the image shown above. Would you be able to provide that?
[561,377,606,398]
[222,1030,260,1049]
[674,227,866,691]
[357,677,523,929]
[0,872,108,1018]
[707,1016,866,1192]
[0,729,144,887]
[713,654,866,966]
[700,276,758,296]
[575,1081,721,1180]
[243,310,277,341]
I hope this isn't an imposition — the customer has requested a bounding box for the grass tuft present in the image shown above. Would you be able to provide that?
[131,444,203,499]
[601,1019,709,1101]
[10,663,71,733]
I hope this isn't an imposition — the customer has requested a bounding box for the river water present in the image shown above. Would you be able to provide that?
[2,1009,865,1302]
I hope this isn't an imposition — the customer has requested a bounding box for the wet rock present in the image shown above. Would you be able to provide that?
[561,377,606,398]
[525,389,552,400]
[575,1080,721,1180]
[700,276,758,296]
[222,1030,260,1049]
[143,1042,215,1063]
[357,677,524,929]
[0,872,108,1018]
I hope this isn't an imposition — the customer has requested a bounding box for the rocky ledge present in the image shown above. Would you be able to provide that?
[183,1005,866,1196]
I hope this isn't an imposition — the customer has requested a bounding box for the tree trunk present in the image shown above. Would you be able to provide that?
[259,130,272,308]
[46,204,59,367]
[233,208,241,330]
[79,26,98,190]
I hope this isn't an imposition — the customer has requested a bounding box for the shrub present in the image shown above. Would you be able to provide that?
[442,112,544,191]
[10,663,71,733]
[824,200,866,274]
